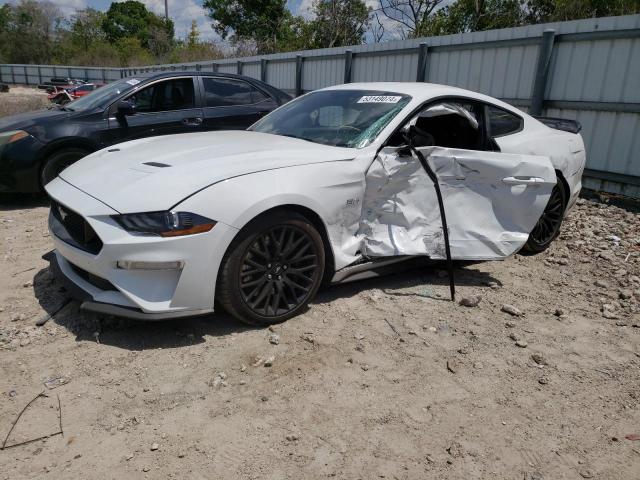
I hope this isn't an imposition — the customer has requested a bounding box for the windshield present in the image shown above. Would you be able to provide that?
[250,90,411,148]
[66,78,139,111]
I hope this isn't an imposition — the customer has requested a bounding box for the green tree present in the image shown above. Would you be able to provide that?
[203,0,291,53]
[71,8,107,52]
[308,0,370,48]
[0,4,10,62]
[2,0,63,64]
[102,0,174,50]
[422,0,525,36]
[526,0,640,23]
[115,36,154,66]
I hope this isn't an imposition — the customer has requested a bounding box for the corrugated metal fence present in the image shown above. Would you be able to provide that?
[1,14,639,197]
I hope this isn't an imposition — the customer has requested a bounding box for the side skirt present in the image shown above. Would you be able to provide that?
[331,256,424,284]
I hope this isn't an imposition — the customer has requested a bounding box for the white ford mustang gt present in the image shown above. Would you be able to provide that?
[44,82,586,325]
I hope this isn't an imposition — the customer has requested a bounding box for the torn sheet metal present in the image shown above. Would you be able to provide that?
[357,146,556,260]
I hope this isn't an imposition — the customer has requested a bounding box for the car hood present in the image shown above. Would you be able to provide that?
[0,108,73,132]
[59,130,356,213]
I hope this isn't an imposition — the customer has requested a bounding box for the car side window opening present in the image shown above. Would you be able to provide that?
[127,78,195,113]
[487,105,523,137]
[203,77,267,107]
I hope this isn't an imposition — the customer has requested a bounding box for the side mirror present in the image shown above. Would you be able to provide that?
[117,100,136,117]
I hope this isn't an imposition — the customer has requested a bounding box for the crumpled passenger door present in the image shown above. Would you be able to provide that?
[358,146,556,260]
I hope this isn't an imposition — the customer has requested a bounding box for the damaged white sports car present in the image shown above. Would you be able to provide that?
[45,83,585,324]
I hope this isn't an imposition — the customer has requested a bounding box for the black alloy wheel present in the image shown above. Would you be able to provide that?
[524,179,567,253]
[217,212,325,325]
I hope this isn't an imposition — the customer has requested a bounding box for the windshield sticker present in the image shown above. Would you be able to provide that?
[357,95,402,104]
[126,79,141,86]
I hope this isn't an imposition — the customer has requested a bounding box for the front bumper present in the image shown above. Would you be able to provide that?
[44,177,239,320]
[0,134,44,193]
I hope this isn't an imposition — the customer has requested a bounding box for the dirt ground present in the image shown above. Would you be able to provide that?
[0,87,49,118]
[0,192,638,480]
[0,91,639,479]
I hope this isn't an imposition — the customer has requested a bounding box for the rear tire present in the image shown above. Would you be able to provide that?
[523,178,567,254]
[40,148,88,189]
[217,211,325,326]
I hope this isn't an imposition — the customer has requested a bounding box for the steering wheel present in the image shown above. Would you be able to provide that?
[337,125,362,135]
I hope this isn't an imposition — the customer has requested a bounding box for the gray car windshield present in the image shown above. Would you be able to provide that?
[250,90,411,148]
[66,78,138,111]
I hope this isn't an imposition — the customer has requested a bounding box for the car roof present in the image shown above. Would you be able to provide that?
[129,71,259,82]
[319,82,520,113]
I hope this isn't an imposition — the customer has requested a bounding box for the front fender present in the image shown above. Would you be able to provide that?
[175,161,367,271]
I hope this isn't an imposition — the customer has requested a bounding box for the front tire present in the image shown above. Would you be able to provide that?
[40,148,88,188]
[524,178,567,253]
[217,212,325,326]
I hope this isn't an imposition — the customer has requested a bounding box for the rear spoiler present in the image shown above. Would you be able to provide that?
[533,116,582,134]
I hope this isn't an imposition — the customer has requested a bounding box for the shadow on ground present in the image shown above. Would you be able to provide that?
[0,193,49,211]
[32,258,499,351]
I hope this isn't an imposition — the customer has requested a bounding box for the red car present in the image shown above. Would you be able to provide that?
[48,83,104,104]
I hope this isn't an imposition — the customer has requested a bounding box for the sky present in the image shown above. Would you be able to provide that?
[7,0,317,41]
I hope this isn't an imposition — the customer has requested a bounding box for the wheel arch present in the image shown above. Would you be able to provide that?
[227,204,336,284]
[38,137,97,165]
[37,137,98,188]
[555,169,570,206]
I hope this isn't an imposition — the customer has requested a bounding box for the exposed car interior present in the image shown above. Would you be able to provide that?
[388,100,505,151]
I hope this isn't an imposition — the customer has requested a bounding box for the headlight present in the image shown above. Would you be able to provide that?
[0,130,30,146]
[112,211,216,237]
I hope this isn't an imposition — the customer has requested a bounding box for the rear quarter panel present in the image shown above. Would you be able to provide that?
[495,118,586,211]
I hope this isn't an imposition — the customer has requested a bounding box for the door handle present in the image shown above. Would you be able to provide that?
[502,176,545,185]
[182,117,203,126]
[257,110,270,117]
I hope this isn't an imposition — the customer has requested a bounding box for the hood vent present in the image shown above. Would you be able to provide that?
[143,162,172,168]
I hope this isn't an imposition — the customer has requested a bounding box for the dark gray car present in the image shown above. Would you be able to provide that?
[0,72,291,193]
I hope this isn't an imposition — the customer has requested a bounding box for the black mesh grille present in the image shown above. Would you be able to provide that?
[68,262,116,291]
[50,200,103,254]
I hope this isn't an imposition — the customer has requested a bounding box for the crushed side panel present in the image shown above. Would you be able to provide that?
[357,146,555,260]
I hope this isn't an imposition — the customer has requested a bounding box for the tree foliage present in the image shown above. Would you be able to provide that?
[102,1,174,49]
[203,0,290,53]
[422,0,640,36]
[308,0,371,48]
[0,0,638,67]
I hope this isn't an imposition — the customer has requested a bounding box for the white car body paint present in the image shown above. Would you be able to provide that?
[45,82,586,318]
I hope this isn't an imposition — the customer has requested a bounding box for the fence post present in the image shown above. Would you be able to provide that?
[530,29,556,116]
[102,69,106,83]
[23,65,29,85]
[67,67,72,79]
[261,58,267,82]
[295,55,303,96]
[11,65,15,84]
[237,61,243,75]
[416,42,429,82]
[37,65,42,85]
[344,50,353,84]
[212,62,218,73]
